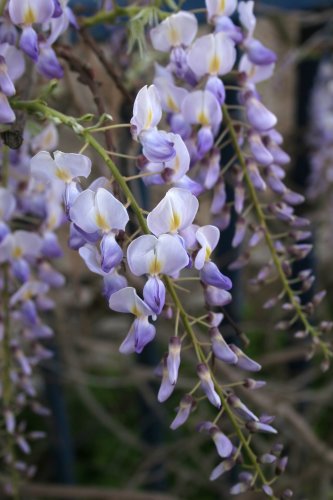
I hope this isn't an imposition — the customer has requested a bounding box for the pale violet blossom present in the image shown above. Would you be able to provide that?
[147,187,199,236]
[194,225,220,270]
[127,233,189,314]
[239,54,275,87]
[0,187,16,222]
[0,230,42,263]
[181,90,222,134]
[238,1,256,39]
[70,187,128,234]
[8,0,55,60]
[195,225,232,290]
[31,123,59,153]
[188,32,236,79]
[109,287,156,354]
[130,85,162,139]
[127,234,189,277]
[142,133,190,185]
[150,11,198,52]
[154,77,188,114]
[205,0,237,23]
[30,150,91,184]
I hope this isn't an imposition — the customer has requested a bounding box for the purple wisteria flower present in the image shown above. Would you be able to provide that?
[109,287,156,354]
[127,233,189,314]
[8,0,55,60]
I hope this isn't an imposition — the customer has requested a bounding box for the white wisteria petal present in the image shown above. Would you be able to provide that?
[69,189,99,233]
[30,150,91,184]
[109,287,152,317]
[131,85,162,138]
[206,0,237,21]
[14,230,43,258]
[238,1,256,37]
[127,234,158,276]
[79,244,105,276]
[154,77,188,113]
[70,188,128,234]
[31,123,59,153]
[0,231,42,263]
[156,234,189,275]
[150,11,198,52]
[0,44,25,81]
[30,151,58,183]
[188,32,236,78]
[195,225,220,270]
[239,54,275,85]
[94,188,129,231]
[181,90,222,130]
[0,187,16,221]
[147,187,199,236]
[165,133,190,181]
[9,0,54,25]
[127,234,188,277]
[53,151,91,180]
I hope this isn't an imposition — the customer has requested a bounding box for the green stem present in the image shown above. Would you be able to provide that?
[80,6,142,28]
[0,0,7,16]
[80,5,168,28]
[222,105,329,358]
[12,98,272,493]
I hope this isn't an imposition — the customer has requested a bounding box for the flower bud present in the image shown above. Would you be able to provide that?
[197,364,221,408]
[210,328,238,364]
[170,394,194,430]
[227,394,258,422]
[167,336,181,385]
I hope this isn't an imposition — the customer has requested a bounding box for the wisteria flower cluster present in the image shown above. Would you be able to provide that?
[0,0,331,498]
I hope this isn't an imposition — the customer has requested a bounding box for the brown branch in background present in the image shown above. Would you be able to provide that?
[79,27,133,104]
[221,307,249,346]
[56,44,115,152]
[21,483,177,500]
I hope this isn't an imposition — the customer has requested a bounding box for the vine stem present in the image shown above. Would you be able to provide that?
[12,99,271,492]
[222,104,330,359]
[0,0,6,16]
[80,5,168,28]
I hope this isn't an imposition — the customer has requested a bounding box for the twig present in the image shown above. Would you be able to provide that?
[21,482,177,499]
[79,28,133,104]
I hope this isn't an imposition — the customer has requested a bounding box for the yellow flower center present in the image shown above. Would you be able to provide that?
[169,25,180,46]
[13,246,23,259]
[218,0,226,13]
[169,211,181,232]
[55,167,71,182]
[95,212,110,232]
[209,54,220,75]
[166,95,179,112]
[197,111,210,126]
[23,6,36,24]
[149,255,162,275]
[131,305,141,317]
[144,108,153,129]
[205,245,212,261]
